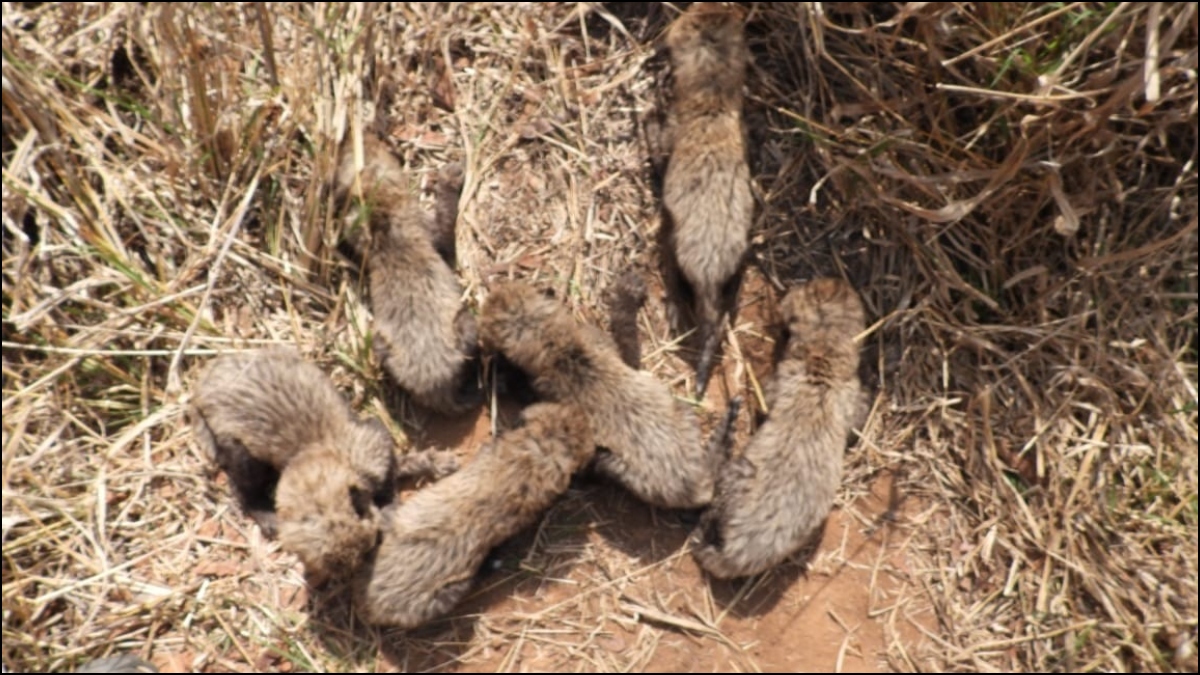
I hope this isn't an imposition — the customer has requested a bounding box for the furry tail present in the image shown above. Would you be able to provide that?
[431,162,464,265]
[606,269,649,370]
[694,293,724,398]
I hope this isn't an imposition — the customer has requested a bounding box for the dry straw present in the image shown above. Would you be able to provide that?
[3,2,1195,672]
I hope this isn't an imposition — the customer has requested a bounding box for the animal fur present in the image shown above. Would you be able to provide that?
[662,2,754,397]
[605,269,649,370]
[691,278,865,579]
[189,349,393,578]
[480,281,734,509]
[336,134,482,416]
[190,348,455,580]
[353,402,594,628]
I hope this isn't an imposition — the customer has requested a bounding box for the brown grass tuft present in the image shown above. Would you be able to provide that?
[3,2,1195,672]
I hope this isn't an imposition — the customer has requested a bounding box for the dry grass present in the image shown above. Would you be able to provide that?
[3,2,1196,673]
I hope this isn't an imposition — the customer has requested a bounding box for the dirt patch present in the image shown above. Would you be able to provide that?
[350,472,933,673]
[704,474,932,672]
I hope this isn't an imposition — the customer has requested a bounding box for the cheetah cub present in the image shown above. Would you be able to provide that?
[692,278,865,578]
[353,403,593,628]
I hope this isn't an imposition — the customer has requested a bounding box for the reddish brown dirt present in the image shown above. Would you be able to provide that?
[371,467,931,673]
[181,466,930,673]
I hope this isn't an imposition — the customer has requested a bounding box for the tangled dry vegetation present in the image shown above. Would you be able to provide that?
[3,2,1196,673]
